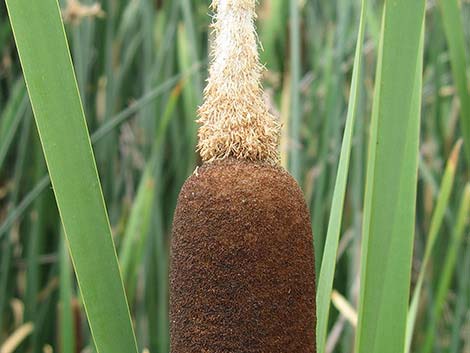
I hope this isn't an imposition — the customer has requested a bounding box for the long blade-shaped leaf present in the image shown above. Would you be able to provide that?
[0,79,27,169]
[405,141,462,353]
[5,1,138,352]
[421,183,470,353]
[316,0,367,351]
[289,0,301,180]
[438,0,470,164]
[355,1,426,352]
[450,238,470,353]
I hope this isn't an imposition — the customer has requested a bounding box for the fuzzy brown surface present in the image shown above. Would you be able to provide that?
[170,160,316,353]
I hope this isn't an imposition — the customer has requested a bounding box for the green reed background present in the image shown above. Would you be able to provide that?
[0,0,469,353]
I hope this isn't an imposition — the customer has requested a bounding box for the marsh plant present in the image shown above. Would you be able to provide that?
[0,0,469,353]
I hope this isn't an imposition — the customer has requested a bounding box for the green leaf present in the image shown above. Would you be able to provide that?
[405,141,462,353]
[438,0,470,165]
[0,79,27,169]
[315,0,367,351]
[4,1,138,352]
[119,168,155,303]
[421,183,470,353]
[289,0,302,180]
[259,0,287,73]
[449,238,470,353]
[355,1,426,353]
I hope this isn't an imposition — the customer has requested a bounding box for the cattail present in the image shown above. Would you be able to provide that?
[170,1,316,352]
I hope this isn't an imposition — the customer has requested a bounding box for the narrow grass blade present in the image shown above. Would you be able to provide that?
[90,65,201,143]
[280,71,291,169]
[4,1,138,352]
[0,111,32,335]
[118,88,183,278]
[438,0,470,164]
[421,183,470,353]
[24,145,48,351]
[316,0,367,351]
[355,1,426,353]
[405,140,462,352]
[119,167,155,303]
[260,0,287,73]
[289,0,301,180]
[119,80,181,346]
[0,175,50,240]
[179,0,203,98]
[450,239,470,353]
[311,34,337,273]
[0,79,27,169]
[0,238,13,336]
[176,24,198,169]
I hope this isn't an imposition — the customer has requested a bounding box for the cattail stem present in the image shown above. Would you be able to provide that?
[197,0,280,164]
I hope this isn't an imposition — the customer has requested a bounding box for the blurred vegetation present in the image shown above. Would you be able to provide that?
[0,0,469,352]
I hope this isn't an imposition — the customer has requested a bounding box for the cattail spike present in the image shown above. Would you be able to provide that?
[197,0,280,164]
[171,3,316,352]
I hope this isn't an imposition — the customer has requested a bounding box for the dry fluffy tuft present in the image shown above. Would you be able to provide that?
[197,0,281,164]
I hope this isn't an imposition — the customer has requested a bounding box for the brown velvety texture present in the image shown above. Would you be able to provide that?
[170,159,316,353]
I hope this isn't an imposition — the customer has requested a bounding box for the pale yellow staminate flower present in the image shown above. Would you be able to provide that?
[197,0,280,164]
